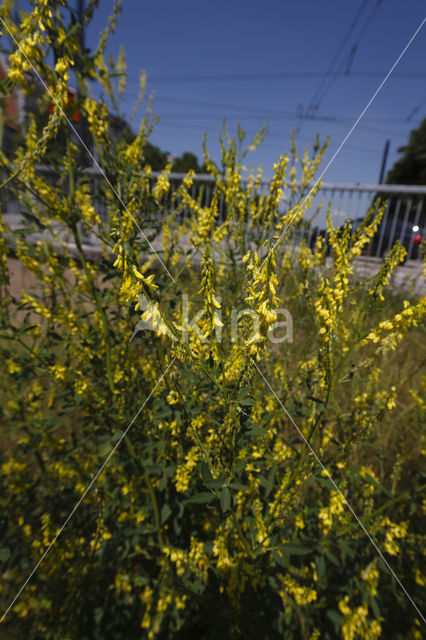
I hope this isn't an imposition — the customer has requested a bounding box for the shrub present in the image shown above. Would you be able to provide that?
[0,2,425,639]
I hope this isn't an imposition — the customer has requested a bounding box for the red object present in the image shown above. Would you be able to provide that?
[48,87,80,122]
[0,55,19,128]
[413,233,422,245]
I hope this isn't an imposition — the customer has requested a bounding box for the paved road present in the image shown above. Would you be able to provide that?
[4,213,425,297]
[343,256,425,296]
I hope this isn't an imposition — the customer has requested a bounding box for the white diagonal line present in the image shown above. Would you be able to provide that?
[0,17,175,283]
[262,16,426,267]
[252,358,425,624]
[0,357,176,624]
[0,15,177,622]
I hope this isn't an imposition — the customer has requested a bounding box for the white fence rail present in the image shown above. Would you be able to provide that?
[2,168,426,260]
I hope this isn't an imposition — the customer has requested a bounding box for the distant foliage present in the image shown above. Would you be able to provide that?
[386,116,426,186]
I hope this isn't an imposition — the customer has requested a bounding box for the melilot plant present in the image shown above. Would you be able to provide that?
[0,2,425,640]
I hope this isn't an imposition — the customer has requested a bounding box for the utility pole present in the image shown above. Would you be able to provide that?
[378,139,390,184]
[77,0,85,53]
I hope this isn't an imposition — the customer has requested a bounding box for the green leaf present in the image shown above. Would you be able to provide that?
[280,543,311,556]
[258,474,273,492]
[239,397,255,406]
[362,472,392,497]
[326,610,344,628]
[145,464,162,474]
[228,482,250,491]
[266,462,278,496]
[370,598,380,619]
[325,549,340,566]
[201,461,213,483]
[237,387,254,405]
[234,460,247,474]
[204,478,224,490]
[340,540,356,560]
[247,427,268,436]
[316,554,326,582]
[187,492,215,504]
[203,472,225,490]
[272,550,289,569]
[0,548,10,561]
[220,487,231,512]
[203,541,213,554]
[94,607,103,626]
[99,441,113,457]
[165,464,176,477]
[161,504,172,525]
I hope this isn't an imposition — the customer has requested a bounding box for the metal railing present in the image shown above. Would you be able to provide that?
[160,174,426,260]
[2,168,426,260]
[298,181,426,261]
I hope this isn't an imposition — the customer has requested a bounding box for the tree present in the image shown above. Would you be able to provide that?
[144,141,169,170]
[144,147,204,173]
[172,151,204,173]
[386,116,426,185]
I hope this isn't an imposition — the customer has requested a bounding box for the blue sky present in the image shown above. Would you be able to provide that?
[28,1,426,183]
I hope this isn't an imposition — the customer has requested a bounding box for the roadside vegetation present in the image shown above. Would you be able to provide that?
[0,2,425,639]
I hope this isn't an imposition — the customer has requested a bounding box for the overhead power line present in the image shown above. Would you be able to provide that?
[120,88,415,139]
[146,110,411,138]
[124,71,426,83]
[304,0,371,121]
[123,92,422,126]
[406,95,426,121]
[302,0,384,126]
[151,119,383,157]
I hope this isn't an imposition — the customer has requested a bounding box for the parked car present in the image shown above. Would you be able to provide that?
[370,217,423,259]
[309,217,423,259]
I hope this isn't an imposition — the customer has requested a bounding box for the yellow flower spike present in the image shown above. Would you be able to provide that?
[132,265,145,280]
[152,165,172,201]
[183,169,196,189]
[212,295,221,309]
[144,274,158,288]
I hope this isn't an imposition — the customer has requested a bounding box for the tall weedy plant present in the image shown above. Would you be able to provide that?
[0,2,425,639]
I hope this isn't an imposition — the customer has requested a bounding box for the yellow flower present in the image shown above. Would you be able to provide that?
[166,390,179,405]
[280,575,317,606]
[152,166,171,201]
[174,447,199,493]
[7,359,20,374]
[318,491,345,535]
[54,59,68,74]
[380,517,408,556]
